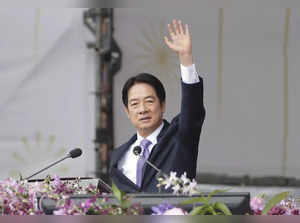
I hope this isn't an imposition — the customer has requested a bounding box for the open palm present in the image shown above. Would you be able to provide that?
[164,20,192,55]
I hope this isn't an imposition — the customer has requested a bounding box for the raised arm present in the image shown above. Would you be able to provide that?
[165,19,205,147]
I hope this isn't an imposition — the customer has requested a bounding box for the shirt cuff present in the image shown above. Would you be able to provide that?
[180,64,200,84]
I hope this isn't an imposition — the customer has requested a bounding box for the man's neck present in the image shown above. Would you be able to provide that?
[137,122,164,141]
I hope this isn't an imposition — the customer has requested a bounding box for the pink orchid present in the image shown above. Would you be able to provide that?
[250,196,265,211]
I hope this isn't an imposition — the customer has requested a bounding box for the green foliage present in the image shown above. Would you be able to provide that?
[180,189,232,215]
[213,201,232,215]
[111,182,130,209]
[261,191,289,215]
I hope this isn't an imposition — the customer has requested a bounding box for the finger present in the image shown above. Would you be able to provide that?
[173,19,180,35]
[185,24,190,37]
[178,20,184,35]
[164,36,172,47]
[164,36,176,50]
[167,23,175,38]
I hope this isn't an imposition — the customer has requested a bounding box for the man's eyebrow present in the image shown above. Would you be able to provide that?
[129,95,155,102]
[145,96,155,99]
[129,98,139,103]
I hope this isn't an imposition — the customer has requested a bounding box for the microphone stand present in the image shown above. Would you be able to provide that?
[25,155,70,181]
[133,146,168,193]
[144,159,168,178]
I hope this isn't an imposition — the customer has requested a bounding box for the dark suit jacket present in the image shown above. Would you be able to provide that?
[110,78,205,193]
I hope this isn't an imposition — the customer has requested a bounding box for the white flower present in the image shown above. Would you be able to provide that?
[180,172,190,185]
[182,185,191,195]
[169,171,178,182]
[163,207,187,215]
[172,184,181,195]
[164,179,172,190]
[189,179,198,188]
[180,179,198,195]
[163,172,178,190]
[53,208,65,215]
[187,179,199,195]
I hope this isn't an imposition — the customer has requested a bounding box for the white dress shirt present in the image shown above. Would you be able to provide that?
[118,64,200,184]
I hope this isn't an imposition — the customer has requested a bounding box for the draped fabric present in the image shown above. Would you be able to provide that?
[1,7,300,180]
[0,9,95,179]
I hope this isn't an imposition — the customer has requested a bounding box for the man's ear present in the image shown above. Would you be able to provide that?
[124,106,130,119]
[161,101,166,113]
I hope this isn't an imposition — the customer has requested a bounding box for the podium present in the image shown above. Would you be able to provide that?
[38,192,250,215]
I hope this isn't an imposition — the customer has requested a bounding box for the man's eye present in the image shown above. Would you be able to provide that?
[146,100,154,103]
[131,103,138,106]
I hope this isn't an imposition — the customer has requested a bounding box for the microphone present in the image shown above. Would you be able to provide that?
[68,148,82,158]
[133,146,168,178]
[25,148,83,181]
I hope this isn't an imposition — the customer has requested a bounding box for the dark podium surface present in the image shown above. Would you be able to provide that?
[38,192,250,215]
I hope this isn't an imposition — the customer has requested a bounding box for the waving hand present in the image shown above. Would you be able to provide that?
[164,19,193,66]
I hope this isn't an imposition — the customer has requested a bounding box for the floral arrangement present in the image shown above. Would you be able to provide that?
[250,192,300,215]
[155,171,232,215]
[0,175,143,215]
[155,171,300,215]
[156,171,199,195]
[0,172,299,215]
[0,177,43,215]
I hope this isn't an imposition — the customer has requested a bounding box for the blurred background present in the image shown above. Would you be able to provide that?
[1,7,300,189]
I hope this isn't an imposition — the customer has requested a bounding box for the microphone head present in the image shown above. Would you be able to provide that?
[69,148,82,158]
[133,146,142,156]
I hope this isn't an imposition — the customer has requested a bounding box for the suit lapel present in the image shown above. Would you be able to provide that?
[142,118,179,188]
[111,167,140,191]
[147,119,170,161]
[111,134,137,167]
[111,134,141,192]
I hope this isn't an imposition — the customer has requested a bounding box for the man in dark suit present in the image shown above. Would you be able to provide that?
[110,19,205,193]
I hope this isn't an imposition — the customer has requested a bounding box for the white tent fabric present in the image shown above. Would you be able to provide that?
[1,7,300,181]
[0,9,95,179]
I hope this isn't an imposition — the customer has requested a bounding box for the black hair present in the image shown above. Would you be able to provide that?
[122,73,166,107]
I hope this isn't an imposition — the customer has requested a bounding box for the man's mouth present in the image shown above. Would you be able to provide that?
[139,117,151,121]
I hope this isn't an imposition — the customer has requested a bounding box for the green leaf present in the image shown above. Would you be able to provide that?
[213,202,232,215]
[207,188,231,200]
[111,181,131,208]
[121,196,131,209]
[180,196,209,206]
[206,206,217,215]
[261,191,289,215]
[19,173,23,181]
[112,181,122,203]
[44,175,51,184]
[189,205,207,215]
[200,206,214,215]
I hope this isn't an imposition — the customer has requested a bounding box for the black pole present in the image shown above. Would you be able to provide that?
[83,8,121,182]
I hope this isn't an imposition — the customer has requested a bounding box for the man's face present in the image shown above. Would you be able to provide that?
[125,82,165,138]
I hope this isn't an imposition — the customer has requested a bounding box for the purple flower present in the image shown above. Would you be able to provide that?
[280,199,297,210]
[85,184,98,194]
[268,205,286,215]
[83,198,96,209]
[291,209,300,215]
[152,201,175,215]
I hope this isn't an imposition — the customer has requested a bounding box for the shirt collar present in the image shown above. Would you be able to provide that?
[136,122,164,145]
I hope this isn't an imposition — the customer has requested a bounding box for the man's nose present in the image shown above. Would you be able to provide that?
[138,103,148,114]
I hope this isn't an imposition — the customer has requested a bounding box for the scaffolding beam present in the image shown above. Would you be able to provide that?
[84,8,122,182]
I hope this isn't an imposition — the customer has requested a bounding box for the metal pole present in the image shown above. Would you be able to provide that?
[84,8,121,183]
